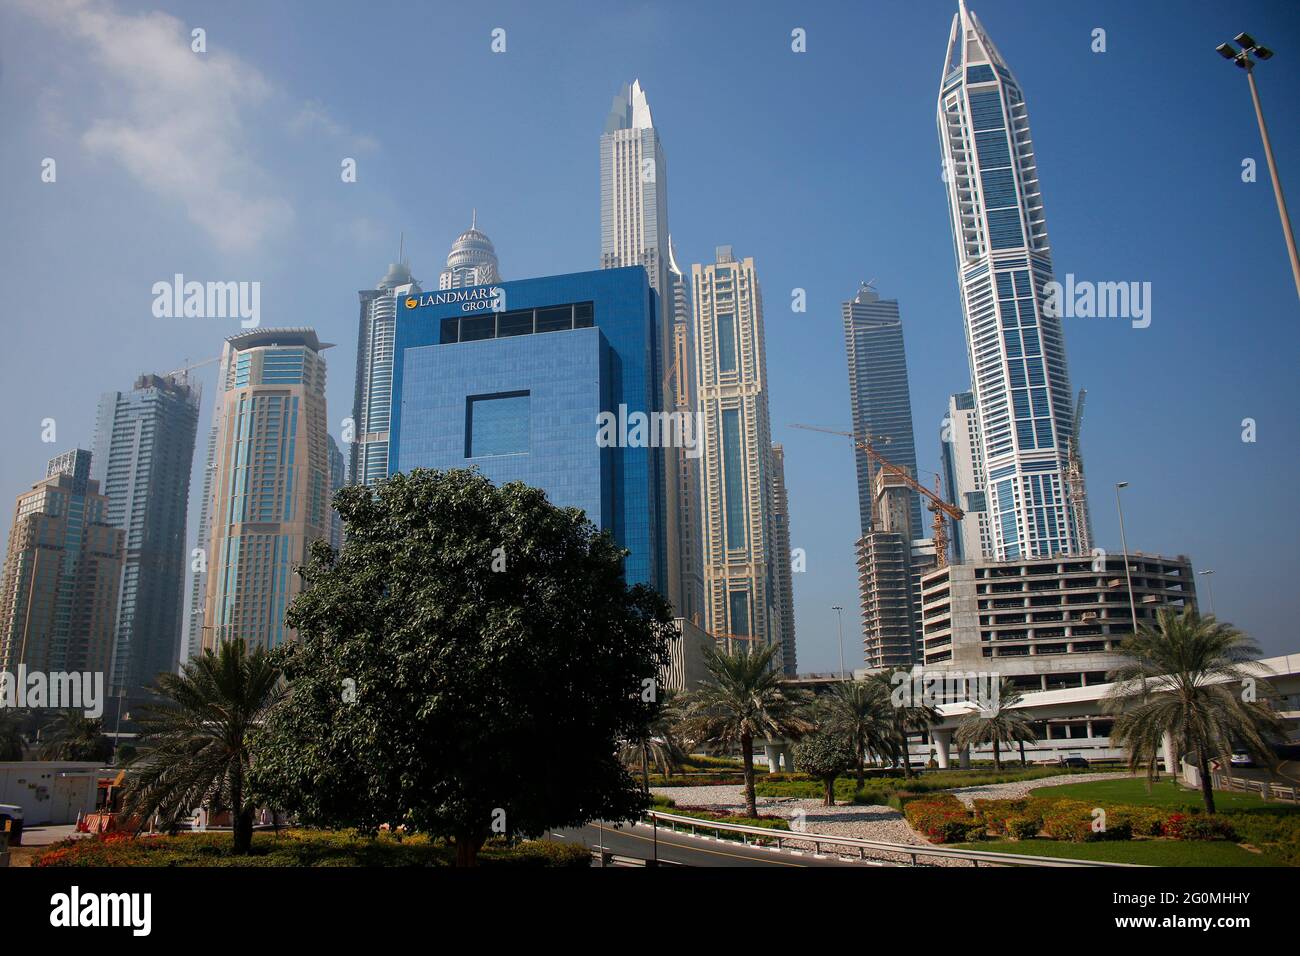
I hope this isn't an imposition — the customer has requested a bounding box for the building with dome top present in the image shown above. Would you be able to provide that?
[439,212,501,290]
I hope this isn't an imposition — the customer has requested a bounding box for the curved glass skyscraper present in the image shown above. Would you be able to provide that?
[937,1,1088,559]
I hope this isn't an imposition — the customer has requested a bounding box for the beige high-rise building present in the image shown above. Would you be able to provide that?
[0,450,123,676]
[201,329,332,652]
[769,443,797,675]
[692,246,793,672]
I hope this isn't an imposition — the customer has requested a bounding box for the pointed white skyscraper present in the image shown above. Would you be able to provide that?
[937,3,1088,559]
[600,79,696,619]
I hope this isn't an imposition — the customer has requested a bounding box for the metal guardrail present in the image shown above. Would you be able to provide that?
[1212,772,1300,803]
[644,810,1145,868]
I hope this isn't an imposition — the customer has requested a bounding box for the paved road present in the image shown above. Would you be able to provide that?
[545,820,884,867]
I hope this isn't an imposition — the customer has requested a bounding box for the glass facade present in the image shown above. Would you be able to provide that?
[466,391,531,458]
[389,267,666,595]
[91,374,200,696]
[842,287,923,540]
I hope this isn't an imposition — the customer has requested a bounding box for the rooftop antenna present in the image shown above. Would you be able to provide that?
[472,208,477,230]
[398,231,406,265]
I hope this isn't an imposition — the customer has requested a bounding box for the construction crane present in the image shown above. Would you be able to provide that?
[163,355,221,382]
[789,423,964,569]
[1065,387,1091,554]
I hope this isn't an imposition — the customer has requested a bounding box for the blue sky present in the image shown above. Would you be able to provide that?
[1,0,1298,669]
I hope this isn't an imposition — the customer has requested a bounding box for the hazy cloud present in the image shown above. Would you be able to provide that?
[12,0,293,253]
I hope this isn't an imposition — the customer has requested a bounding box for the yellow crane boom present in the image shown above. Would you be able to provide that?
[789,423,964,522]
[789,423,964,568]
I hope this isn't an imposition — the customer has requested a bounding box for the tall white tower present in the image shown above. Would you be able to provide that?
[937,2,1088,559]
[601,79,694,617]
[351,247,420,487]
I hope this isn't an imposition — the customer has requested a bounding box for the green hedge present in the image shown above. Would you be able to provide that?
[32,830,591,867]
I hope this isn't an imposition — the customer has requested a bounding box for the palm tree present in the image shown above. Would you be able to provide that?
[0,710,25,760]
[38,711,113,762]
[1105,608,1282,814]
[619,689,687,791]
[681,643,812,817]
[122,639,285,854]
[817,680,896,790]
[864,670,936,779]
[953,681,1037,771]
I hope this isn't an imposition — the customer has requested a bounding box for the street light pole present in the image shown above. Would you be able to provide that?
[1114,482,1139,635]
[1198,569,1217,617]
[1218,33,1300,301]
[831,605,846,679]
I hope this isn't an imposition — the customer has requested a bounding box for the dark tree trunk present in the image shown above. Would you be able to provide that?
[855,743,865,792]
[1196,747,1217,815]
[230,762,251,855]
[233,807,255,855]
[899,720,914,779]
[823,777,835,807]
[641,742,650,796]
[1019,739,1026,767]
[741,732,757,818]
[454,831,486,867]
[992,738,1002,771]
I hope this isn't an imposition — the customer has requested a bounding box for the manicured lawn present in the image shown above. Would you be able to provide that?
[954,838,1277,867]
[1031,776,1299,814]
[753,766,1099,804]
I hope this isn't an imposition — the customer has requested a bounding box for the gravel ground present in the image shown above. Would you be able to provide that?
[651,771,1139,867]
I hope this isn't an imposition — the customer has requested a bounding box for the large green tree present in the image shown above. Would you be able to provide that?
[1105,608,1282,814]
[794,729,857,806]
[953,681,1037,771]
[252,468,673,866]
[864,670,936,779]
[817,680,896,790]
[0,709,25,760]
[122,639,285,854]
[681,643,811,817]
[619,688,687,791]
[38,711,113,763]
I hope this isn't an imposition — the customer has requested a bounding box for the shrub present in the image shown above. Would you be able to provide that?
[1005,815,1040,841]
[1225,811,1300,864]
[493,840,592,868]
[1164,813,1237,842]
[1108,806,1167,837]
[1040,801,1127,842]
[972,798,1028,836]
[904,796,978,844]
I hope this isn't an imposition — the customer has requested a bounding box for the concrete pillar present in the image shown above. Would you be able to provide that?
[782,746,795,773]
[1161,731,1176,775]
[764,744,780,774]
[932,729,952,769]
[958,745,971,769]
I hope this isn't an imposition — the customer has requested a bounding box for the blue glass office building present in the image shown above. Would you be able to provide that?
[389,266,666,594]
